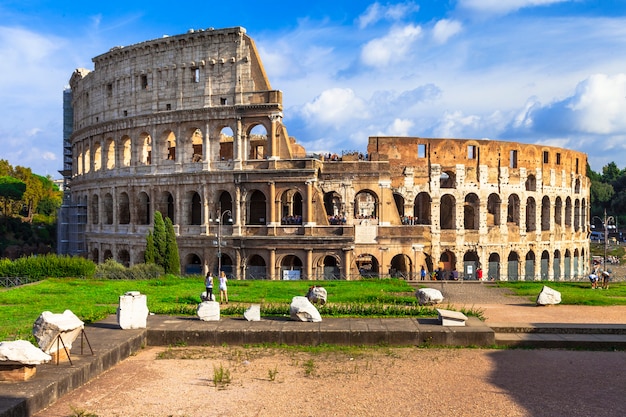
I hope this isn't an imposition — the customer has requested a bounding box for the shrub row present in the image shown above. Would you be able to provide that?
[0,254,96,279]
[93,258,164,280]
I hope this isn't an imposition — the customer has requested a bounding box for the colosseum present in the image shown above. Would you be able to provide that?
[59,26,590,281]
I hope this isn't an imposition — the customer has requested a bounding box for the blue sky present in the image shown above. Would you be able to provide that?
[2,0,626,178]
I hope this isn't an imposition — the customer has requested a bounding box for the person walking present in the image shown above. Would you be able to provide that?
[204,272,214,301]
[420,265,427,281]
[219,271,228,304]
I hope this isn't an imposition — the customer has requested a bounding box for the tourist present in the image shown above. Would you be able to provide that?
[588,272,598,289]
[601,270,611,290]
[420,265,426,280]
[204,272,214,301]
[219,271,229,304]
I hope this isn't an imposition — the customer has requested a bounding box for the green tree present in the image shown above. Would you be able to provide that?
[153,211,167,267]
[0,176,26,216]
[145,230,157,265]
[164,216,180,274]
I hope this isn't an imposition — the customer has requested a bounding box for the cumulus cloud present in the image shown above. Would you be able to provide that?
[360,24,422,68]
[458,0,571,16]
[511,74,626,136]
[357,1,420,29]
[381,118,414,136]
[432,19,462,44]
[301,88,369,126]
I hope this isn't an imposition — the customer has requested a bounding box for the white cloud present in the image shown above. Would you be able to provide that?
[357,1,420,29]
[432,19,462,44]
[568,73,626,134]
[360,24,422,67]
[458,0,571,15]
[301,88,369,126]
[382,118,414,136]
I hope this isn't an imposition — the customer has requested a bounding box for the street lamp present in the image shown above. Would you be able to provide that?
[210,206,232,275]
[593,210,615,272]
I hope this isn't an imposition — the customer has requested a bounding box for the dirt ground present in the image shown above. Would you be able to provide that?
[34,345,626,417]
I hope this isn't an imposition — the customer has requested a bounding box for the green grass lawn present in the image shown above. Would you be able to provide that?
[0,277,435,342]
[496,281,626,306]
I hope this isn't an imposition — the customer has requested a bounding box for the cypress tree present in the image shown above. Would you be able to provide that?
[164,216,180,274]
[153,211,167,268]
[145,230,157,264]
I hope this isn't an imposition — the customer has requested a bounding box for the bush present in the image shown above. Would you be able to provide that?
[0,254,95,279]
[94,259,164,280]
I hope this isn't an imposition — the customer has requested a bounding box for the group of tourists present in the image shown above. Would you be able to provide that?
[204,271,229,303]
[589,263,611,289]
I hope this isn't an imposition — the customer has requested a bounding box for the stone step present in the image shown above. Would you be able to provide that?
[495,332,626,349]
[490,323,626,335]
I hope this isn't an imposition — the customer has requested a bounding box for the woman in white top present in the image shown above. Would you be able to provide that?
[219,271,228,304]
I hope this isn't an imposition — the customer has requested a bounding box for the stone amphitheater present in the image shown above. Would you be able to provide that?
[59,26,590,282]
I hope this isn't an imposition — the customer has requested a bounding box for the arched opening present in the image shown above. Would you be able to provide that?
[414,192,431,225]
[248,190,267,225]
[324,191,344,223]
[354,190,378,220]
[103,193,113,225]
[246,255,267,280]
[190,192,202,225]
[92,248,99,263]
[565,197,572,228]
[553,250,561,281]
[91,194,99,225]
[487,193,501,227]
[525,251,536,281]
[84,144,90,174]
[322,255,340,280]
[184,253,202,275]
[356,253,379,278]
[190,128,203,162]
[463,251,479,280]
[507,194,520,226]
[281,255,303,280]
[526,197,536,232]
[554,197,562,227]
[218,254,234,278]
[105,138,115,170]
[119,192,130,224]
[118,249,130,267]
[139,132,152,165]
[390,254,411,279]
[137,192,150,225]
[438,250,456,279]
[440,170,455,188]
[121,135,131,167]
[217,191,234,217]
[574,199,581,231]
[162,130,176,161]
[248,124,267,159]
[93,142,102,171]
[564,249,572,279]
[464,193,480,230]
[440,194,456,230]
[541,196,551,231]
[219,127,234,161]
[507,252,519,281]
[525,174,536,191]
[103,249,113,261]
[488,252,500,281]
[157,192,174,223]
[281,190,303,224]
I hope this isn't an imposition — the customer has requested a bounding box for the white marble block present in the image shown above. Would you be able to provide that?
[290,296,322,322]
[117,291,149,329]
[32,310,84,354]
[197,301,221,321]
[244,304,261,321]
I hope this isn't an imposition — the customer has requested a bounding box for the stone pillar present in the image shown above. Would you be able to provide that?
[268,113,281,159]
[306,248,313,280]
[202,183,210,235]
[269,248,276,280]
[234,117,242,169]
[343,248,352,280]
[304,181,314,226]
[268,181,276,225]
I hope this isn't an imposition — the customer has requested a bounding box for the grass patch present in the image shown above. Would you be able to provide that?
[496,281,626,306]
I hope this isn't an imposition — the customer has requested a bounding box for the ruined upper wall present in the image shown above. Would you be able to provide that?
[368,136,588,190]
[69,27,280,131]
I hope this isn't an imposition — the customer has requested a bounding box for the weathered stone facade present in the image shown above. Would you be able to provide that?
[66,27,590,281]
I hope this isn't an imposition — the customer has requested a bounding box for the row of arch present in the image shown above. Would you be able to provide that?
[94,245,587,281]
[73,123,269,175]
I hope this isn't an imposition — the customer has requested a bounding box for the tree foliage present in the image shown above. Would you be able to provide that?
[589,162,626,226]
[145,211,180,273]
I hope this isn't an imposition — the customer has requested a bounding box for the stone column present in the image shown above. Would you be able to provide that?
[343,248,352,280]
[268,181,276,225]
[306,248,313,280]
[269,248,276,280]
[304,181,314,226]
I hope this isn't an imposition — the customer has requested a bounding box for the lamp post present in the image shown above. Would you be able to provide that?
[593,210,615,272]
[210,206,232,275]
